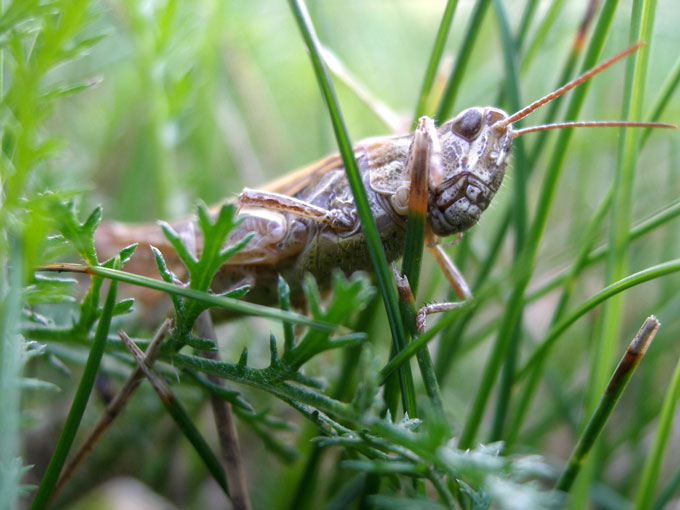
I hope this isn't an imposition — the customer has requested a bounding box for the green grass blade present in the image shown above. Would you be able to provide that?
[0,242,24,509]
[527,198,680,303]
[488,0,528,442]
[555,317,659,493]
[641,54,680,146]
[633,355,680,509]
[573,1,657,504]
[118,331,229,496]
[31,257,120,508]
[517,259,680,381]
[413,0,459,120]
[287,0,416,417]
[435,0,492,120]
[40,263,337,332]
[434,2,593,384]
[520,0,566,73]
[457,0,621,451]
[653,462,680,510]
[514,0,540,50]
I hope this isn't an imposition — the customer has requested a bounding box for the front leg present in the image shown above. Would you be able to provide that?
[396,116,472,302]
[239,188,356,231]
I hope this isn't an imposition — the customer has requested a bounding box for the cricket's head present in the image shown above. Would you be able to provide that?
[426,42,674,238]
[428,106,512,236]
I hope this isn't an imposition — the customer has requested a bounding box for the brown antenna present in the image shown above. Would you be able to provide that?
[494,42,644,130]
[513,120,675,137]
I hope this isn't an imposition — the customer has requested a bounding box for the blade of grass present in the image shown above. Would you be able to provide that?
[653,461,680,510]
[435,0,492,120]
[118,330,229,497]
[51,319,170,502]
[413,0,459,120]
[555,316,659,492]
[528,198,680,303]
[384,258,680,390]
[520,0,566,73]
[640,54,680,146]
[0,242,24,509]
[31,257,120,509]
[517,258,680,381]
[571,1,656,504]
[398,117,444,415]
[434,0,598,384]
[37,263,337,332]
[633,354,680,510]
[489,0,528,442]
[458,0,621,451]
[287,0,416,417]
[506,183,614,448]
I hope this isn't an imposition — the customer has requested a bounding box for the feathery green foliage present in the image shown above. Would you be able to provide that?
[4,1,679,509]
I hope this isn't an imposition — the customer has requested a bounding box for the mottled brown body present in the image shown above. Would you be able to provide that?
[213,136,414,305]
[95,108,512,308]
[90,44,673,316]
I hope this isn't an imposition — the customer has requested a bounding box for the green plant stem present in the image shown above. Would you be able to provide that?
[571,3,655,503]
[172,351,351,419]
[0,241,23,509]
[653,461,680,510]
[434,2,592,384]
[555,316,659,492]
[287,0,415,417]
[633,354,680,509]
[118,330,229,496]
[506,178,615,448]
[489,0,528,442]
[457,0,620,450]
[517,259,680,381]
[435,0,492,120]
[640,54,680,146]
[527,197,680,303]
[413,0,458,120]
[32,259,120,509]
[38,263,336,332]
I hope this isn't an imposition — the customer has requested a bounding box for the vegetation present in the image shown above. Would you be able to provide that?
[2,1,679,508]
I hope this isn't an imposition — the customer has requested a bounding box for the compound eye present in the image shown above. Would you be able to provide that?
[452,108,483,141]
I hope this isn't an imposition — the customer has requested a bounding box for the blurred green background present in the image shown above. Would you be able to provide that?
[11,0,680,508]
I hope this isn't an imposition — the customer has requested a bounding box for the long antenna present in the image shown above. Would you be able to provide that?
[494,42,644,130]
[514,120,675,137]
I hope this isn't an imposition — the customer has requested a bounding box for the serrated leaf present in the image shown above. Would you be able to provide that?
[112,298,134,316]
[51,202,101,265]
[102,243,138,268]
[220,284,250,300]
[159,221,197,271]
[186,335,217,351]
[151,245,182,312]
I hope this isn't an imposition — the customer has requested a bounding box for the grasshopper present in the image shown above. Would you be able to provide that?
[94,43,673,321]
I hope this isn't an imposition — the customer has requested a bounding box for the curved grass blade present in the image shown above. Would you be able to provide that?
[489,0,528,442]
[435,0,492,120]
[633,354,680,509]
[457,0,622,451]
[31,257,120,509]
[555,316,659,493]
[413,0,459,120]
[517,259,680,381]
[118,330,229,497]
[37,263,336,332]
[287,0,416,417]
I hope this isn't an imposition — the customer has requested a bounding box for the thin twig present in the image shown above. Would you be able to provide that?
[51,319,171,502]
[555,316,660,493]
[118,329,230,496]
[195,312,251,510]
